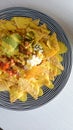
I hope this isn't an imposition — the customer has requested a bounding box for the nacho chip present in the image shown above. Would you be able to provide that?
[12,17,32,28]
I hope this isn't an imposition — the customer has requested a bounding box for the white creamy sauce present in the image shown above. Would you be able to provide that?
[27,55,42,67]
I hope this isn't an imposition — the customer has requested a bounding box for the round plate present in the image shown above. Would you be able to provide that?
[0,7,72,111]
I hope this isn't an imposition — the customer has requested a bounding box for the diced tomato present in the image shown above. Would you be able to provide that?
[2,63,10,70]
[6,69,17,76]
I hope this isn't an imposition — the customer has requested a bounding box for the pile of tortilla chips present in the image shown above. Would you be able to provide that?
[0,17,67,103]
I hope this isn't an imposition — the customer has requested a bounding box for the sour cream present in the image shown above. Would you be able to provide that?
[27,55,42,67]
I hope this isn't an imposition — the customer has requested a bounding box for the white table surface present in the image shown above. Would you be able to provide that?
[0,0,73,130]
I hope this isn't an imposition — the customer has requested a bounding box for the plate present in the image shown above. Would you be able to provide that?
[0,7,72,111]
